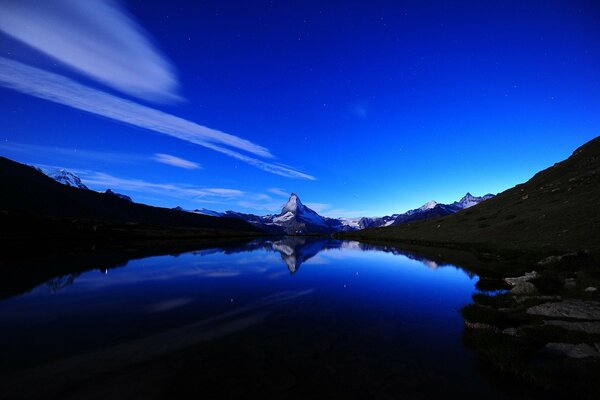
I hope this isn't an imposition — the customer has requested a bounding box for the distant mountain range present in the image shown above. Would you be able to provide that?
[20,160,495,235]
[344,136,600,256]
[36,164,494,234]
[175,192,494,234]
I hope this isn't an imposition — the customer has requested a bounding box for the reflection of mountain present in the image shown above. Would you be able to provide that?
[246,238,449,274]
[269,237,332,274]
[0,237,468,300]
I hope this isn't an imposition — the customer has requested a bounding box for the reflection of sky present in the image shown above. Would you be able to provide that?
[51,250,283,292]
[0,240,479,376]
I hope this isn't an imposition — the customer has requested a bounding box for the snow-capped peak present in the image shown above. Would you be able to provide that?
[36,166,88,190]
[419,200,438,211]
[282,193,302,213]
[455,192,494,209]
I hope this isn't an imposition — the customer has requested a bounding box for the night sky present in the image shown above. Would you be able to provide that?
[1,0,599,217]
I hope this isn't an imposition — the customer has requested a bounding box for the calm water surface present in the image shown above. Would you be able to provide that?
[0,238,510,398]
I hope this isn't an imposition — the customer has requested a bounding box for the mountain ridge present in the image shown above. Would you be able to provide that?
[341,136,600,255]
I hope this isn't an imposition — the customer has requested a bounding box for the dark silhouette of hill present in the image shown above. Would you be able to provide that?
[343,136,600,256]
[0,156,263,239]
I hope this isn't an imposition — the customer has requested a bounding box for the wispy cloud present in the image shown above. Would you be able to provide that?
[0,0,179,103]
[305,202,368,218]
[0,57,315,180]
[78,171,246,201]
[154,153,201,169]
[304,202,330,213]
[0,142,146,164]
[267,188,290,197]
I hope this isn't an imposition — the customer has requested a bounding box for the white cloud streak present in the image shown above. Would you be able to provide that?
[267,188,290,197]
[0,57,315,180]
[0,0,180,103]
[79,171,245,201]
[154,153,201,169]
[0,142,146,164]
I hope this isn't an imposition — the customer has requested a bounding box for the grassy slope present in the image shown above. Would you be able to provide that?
[343,136,600,256]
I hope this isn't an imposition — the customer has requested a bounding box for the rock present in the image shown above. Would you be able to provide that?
[502,327,518,336]
[585,287,597,293]
[564,278,577,289]
[464,321,494,330]
[543,342,600,359]
[511,282,539,296]
[526,300,600,320]
[513,295,561,304]
[543,320,600,334]
[505,271,538,287]
[536,252,594,269]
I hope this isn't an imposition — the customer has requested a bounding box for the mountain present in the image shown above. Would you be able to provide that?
[36,167,88,189]
[179,191,494,234]
[356,192,495,229]
[262,193,333,234]
[451,192,495,209]
[105,189,132,203]
[0,157,263,239]
[37,166,135,203]
[173,207,223,218]
[342,136,600,256]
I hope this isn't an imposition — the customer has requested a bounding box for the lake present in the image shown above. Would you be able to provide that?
[0,237,514,399]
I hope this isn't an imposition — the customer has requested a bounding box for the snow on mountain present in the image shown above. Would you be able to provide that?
[352,192,495,230]
[172,191,495,234]
[173,206,225,217]
[418,200,438,211]
[36,166,88,189]
[265,193,331,233]
[36,166,135,203]
[451,192,494,209]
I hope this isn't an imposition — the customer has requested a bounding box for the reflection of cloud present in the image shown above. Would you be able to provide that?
[0,57,315,180]
[0,0,179,102]
[147,297,194,313]
[154,153,201,170]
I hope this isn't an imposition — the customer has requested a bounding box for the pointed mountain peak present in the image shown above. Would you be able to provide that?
[419,200,438,211]
[283,192,303,213]
[461,192,474,201]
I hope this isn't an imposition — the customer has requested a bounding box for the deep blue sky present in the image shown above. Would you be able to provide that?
[1,0,599,217]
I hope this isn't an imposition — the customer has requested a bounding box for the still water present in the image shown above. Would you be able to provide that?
[0,238,510,399]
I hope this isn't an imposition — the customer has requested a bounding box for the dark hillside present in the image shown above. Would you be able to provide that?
[343,136,600,256]
[0,156,262,239]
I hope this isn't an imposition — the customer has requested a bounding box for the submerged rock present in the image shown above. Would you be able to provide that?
[585,287,598,293]
[526,300,600,320]
[543,342,600,359]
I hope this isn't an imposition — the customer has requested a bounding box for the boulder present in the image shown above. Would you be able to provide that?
[504,271,538,287]
[510,282,539,296]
